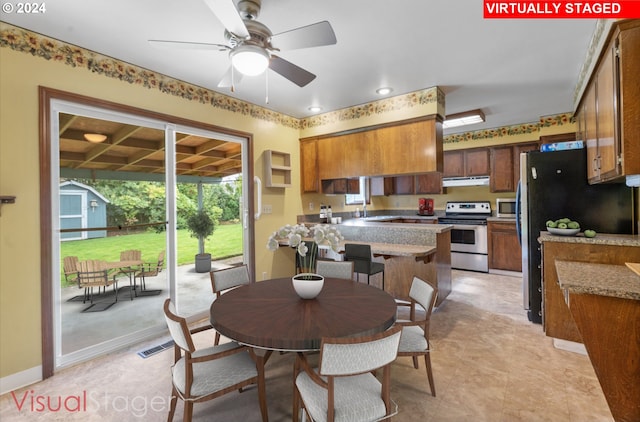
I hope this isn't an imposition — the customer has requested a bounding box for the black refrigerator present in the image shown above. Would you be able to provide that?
[516,147,635,324]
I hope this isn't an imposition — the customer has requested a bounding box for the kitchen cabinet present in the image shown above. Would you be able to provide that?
[321,178,359,194]
[443,148,489,178]
[415,172,444,194]
[487,220,521,272]
[539,234,640,343]
[489,141,541,193]
[370,177,394,196]
[300,138,319,193]
[264,150,292,188]
[303,116,442,181]
[575,20,640,183]
[393,175,414,195]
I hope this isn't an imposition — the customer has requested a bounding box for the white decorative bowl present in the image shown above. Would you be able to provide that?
[548,227,580,236]
[292,273,324,299]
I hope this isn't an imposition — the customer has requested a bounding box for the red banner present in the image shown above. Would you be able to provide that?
[484,1,640,18]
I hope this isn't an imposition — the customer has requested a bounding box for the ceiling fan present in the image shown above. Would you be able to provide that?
[149,0,337,89]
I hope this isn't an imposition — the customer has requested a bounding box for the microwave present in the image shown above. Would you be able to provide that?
[496,198,517,218]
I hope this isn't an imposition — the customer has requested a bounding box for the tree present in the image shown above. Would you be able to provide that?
[186,209,215,255]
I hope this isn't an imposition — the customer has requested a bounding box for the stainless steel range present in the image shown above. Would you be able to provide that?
[438,201,492,273]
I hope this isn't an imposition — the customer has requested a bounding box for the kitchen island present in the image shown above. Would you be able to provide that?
[554,260,640,422]
[289,217,452,305]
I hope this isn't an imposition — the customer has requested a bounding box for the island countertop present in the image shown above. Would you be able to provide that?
[539,231,640,246]
[555,260,640,301]
[279,240,436,258]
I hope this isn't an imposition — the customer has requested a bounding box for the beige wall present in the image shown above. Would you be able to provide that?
[0,45,302,379]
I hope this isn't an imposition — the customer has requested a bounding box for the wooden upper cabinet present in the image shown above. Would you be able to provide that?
[370,177,394,196]
[308,116,442,181]
[465,149,490,176]
[490,146,514,192]
[415,172,443,194]
[443,148,489,178]
[300,138,319,193]
[575,20,640,183]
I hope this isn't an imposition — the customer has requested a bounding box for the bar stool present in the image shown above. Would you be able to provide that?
[344,244,385,289]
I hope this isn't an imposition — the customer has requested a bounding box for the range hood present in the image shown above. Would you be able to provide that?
[442,176,490,187]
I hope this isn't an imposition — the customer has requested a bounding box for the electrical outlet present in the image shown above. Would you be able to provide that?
[309,202,314,211]
[262,272,267,280]
[262,204,272,214]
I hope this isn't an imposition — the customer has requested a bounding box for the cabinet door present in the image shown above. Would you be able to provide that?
[465,149,490,176]
[487,221,522,271]
[443,151,464,177]
[300,139,319,193]
[393,175,415,195]
[370,177,394,196]
[415,172,443,194]
[490,147,514,192]
[347,179,360,194]
[513,142,540,189]
[583,82,599,181]
[596,41,619,180]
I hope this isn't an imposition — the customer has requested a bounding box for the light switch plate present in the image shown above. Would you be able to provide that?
[262,204,272,214]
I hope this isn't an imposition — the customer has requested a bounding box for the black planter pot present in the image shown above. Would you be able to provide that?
[195,253,212,273]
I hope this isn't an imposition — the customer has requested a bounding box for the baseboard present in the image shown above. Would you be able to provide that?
[0,365,42,396]
[552,338,587,355]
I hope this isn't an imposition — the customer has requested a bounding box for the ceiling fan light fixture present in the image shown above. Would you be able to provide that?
[230,45,269,76]
[83,133,107,143]
[443,109,485,129]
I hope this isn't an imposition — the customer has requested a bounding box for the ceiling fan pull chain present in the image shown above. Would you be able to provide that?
[231,65,236,92]
[265,70,269,104]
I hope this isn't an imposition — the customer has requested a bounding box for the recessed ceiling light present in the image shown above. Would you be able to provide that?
[376,87,393,95]
[308,106,323,113]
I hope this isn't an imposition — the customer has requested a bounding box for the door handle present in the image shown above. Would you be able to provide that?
[254,176,262,220]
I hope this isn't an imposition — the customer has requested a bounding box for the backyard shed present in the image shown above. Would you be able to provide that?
[59,181,110,240]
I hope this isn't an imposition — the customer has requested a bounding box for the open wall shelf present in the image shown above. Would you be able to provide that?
[264,150,292,188]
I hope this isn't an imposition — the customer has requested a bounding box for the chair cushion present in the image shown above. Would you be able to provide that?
[399,325,429,353]
[172,346,257,399]
[296,371,387,422]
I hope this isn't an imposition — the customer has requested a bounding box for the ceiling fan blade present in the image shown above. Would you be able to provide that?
[269,55,316,87]
[217,66,243,88]
[271,21,337,51]
[203,0,250,39]
[149,39,230,51]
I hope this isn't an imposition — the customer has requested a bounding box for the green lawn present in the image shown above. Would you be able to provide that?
[60,223,242,285]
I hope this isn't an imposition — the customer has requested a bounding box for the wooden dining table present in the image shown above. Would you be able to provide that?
[210,277,398,352]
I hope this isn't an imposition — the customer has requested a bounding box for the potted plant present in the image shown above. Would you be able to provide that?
[267,224,343,299]
[187,209,215,273]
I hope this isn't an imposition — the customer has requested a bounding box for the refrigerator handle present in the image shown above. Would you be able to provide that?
[515,180,522,246]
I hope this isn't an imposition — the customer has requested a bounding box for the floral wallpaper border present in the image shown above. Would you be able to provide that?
[1,22,573,141]
[443,112,573,144]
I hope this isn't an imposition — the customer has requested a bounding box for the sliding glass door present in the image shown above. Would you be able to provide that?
[46,94,252,370]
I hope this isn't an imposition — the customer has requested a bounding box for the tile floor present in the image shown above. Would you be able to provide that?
[0,270,613,421]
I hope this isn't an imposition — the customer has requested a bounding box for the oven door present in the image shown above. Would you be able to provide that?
[449,224,487,254]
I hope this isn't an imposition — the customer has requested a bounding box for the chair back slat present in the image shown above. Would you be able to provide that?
[409,276,436,313]
[315,261,354,280]
[77,260,109,287]
[319,326,402,376]
[120,249,142,261]
[210,265,250,295]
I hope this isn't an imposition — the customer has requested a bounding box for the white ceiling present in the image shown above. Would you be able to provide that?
[2,0,598,134]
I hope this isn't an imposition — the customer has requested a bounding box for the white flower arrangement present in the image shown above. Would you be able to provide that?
[266,224,344,273]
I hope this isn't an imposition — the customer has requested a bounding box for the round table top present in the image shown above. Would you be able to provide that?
[210,277,397,351]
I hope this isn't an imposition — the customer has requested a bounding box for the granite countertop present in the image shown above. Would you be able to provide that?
[340,218,451,233]
[279,240,436,258]
[555,260,640,300]
[539,231,640,247]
